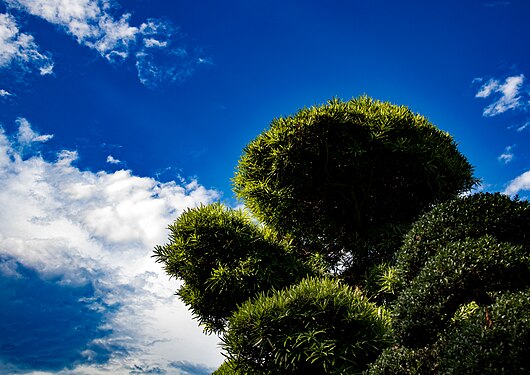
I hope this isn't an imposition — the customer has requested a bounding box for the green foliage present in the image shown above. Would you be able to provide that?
[378,194,530,373]
[153,203,311,333]
[211,360,237,375]
[393,236,530,347]
[154,96,530,374]
[233,96,476,276]
[439,289,530,374]
[221,277,391,374]
[362,263,399,306]
[368,345,438,375]
[396,192,530,285]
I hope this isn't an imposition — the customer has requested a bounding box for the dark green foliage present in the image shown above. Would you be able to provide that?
[362,263,399,306]
[379,194,530,373]
[153,203,311,333]
[439,290,530,374]
[396,192,530,285]
[233,96,475,275]
[368,345,438,375]
[393,236,530,347]
[221,277,391,374]
[155,97,530,374]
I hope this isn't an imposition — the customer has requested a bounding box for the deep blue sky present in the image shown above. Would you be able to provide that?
[0,0,529,374]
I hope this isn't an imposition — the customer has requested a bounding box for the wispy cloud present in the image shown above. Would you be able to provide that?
[0,88,12,96]
[135,19,209,89]
[497,145,515,164]
[474,74,526,117]
[0,12,54,75]
[16,117,54,144]
[3,0,210,88]
[0,119,223,373]
[504,170,530,196]
[516,122,529,132]
[5,0,138,61]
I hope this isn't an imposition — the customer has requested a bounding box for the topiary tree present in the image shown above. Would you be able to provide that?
[233,96,476,278]
[153,203,311,333]
[439,289,530,374]
[395,192,530,286]
[221,277,391,374]
[393,236,530,347]
[155,96,481,373]
[370,193,530,374]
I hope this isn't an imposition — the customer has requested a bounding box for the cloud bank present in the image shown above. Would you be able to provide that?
[0,119,222,374]
[2,0,209,88]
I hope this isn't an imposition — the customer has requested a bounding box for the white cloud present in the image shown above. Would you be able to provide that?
[0,119,223,373]
[0,88,12,96]
[5,0,139,61]
[504,170,530,196]
[106,154,121,164]
[475,74,525,116]
[517,122,529,132]
[3,1,210,88]
[0,12,54,74]
[135,19,208,89]
[497,145,514,164]
[16,117,54,144]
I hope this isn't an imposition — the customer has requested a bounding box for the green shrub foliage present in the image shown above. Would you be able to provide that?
[368,345,438,375]
[377,194,530,373]
[233,96,475,276]
[439,289,530,374]
[396,192,530,285]
[153,203,311,333]
[393,236,530,347]
[221,277,391,374]
[153,96,530,374]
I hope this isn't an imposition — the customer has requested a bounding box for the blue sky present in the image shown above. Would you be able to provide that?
[0,0,529,374]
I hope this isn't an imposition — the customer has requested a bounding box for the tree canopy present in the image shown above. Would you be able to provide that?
[154,96,529,373]
[233,96,475,276]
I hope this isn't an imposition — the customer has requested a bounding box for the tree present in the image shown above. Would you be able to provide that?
[220,277,390,374]
[154,96,495,373]
[370,193,530,374]
[153,203,311,333]
[233,96,475,278]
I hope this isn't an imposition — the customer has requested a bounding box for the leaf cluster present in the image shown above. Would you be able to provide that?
[221,277,391,374]
[234,96,476,275]
[153,96,498,373]
[153,203,311,333]
[371,193,530,373]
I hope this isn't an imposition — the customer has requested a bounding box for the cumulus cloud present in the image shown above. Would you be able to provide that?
[0,12,54,75]
[497,145,514,164]
[475,74,526,117]
[0,119,223,373]
[3,0,210,88]
[504,170,530,196]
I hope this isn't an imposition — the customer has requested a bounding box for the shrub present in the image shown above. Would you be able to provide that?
[221,277,391,374]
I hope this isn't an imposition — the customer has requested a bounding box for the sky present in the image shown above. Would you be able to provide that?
[0,0,529,374]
